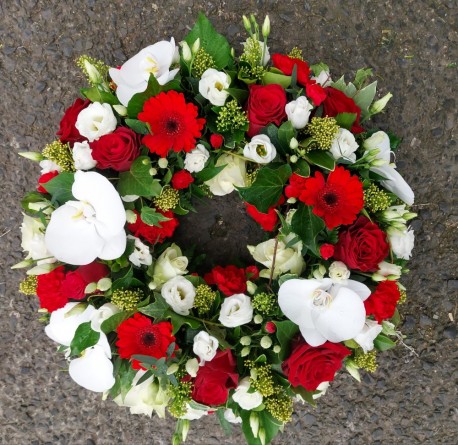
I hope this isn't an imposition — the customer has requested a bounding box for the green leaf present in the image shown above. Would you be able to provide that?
[112,267,144,291]
[44,172,75,205]
[140,207,171,226]
[117,156,162,197]
[262,70,291,88]
[100,310,135,334]
[291,385,318,407]
[125,119,150,135]
[291,203,325,256]
[206,325,232,350]
[354,68,373,89]
[334,112,357,130]
[240,410,282,445]
[274,320,299,360]
[69,322,100,356]
[238,164,292,213]
[21,191,52,213]
[139,294,170,320]
[345,358,361,382]
[310,62,329,77]
[304,150,335,171]
[226,88,248,103]
[260,124,281,153]
[353,81,377,118]
[277,120,295,155]
[81,87,119,105]
[127,74,161,119]
[374,333,397,351]
[195,158,226,182]
[293,159,310,177]
[169,312,201,334]
[217,409,233,436]
[109,357,137,400]
[184,13,232,69]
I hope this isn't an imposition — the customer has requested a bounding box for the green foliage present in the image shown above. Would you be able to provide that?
[69,322,100,356]
[81,86,119,105]
[141,207,171,226]
[291,203,326,256]
[273,320,299,360]
[240,410,283,445]
[111,267,144,291]
[195,158,227,182]
[304,151,336,171]
[117,156,162,197]
[100,310,135,334]
[374,333,397,351]
[127,74,161,118]
[334,112,357,130]
[43,172,75,205]
[125,119,150,135]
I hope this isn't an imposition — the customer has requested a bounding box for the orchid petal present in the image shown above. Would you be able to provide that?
[344,279,371,301]
[298,325,327,347]
[97,229,126,260]
[371,165,414,205]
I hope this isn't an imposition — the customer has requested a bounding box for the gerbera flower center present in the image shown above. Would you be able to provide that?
[165,116,181,135]
[318,186,340,210]
[141,330,157,347]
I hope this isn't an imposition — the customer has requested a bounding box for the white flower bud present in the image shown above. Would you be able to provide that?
[85,282,97,294]
[289,154,298,163]
[273,345,281,353]
[250,412,260,438]
[246,281,257,295]
[285,96,313,129]
[19,151,44,162]
[112,104,128,116]
[254,314,263,324]
[167,363,179,375]
[241,346,251,357]
[97,278,112,292]
[260,336,272,349]
[185,358,199,377]
[158,158,168,168]
[83,59,102,84]
[181,41,192,62]
[240,336,252,346]
[125,210,137,224]
[191,38,200,54]
[149,168,157,176]
[262,15,270,37]
[289,137,299,150]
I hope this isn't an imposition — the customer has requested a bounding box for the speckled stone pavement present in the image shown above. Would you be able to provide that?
[1,1,456,444]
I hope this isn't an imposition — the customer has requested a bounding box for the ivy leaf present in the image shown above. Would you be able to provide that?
[117,156,162,197]
[139,294,170,320]
[304,151,335,171]
[260,124,280,153]
[237,164,292,213]
[44,172,75,205]
[273,320,299,360]
[226,88,248,103]
[140,207,171,226]
[127,74,161,119]
[100,310,135,334]
[293,159,310,177]
[277,120,295,155]
[125,119,150,135]
[112,267,144,291]
[291,203,325,256]
[69,322,100,356]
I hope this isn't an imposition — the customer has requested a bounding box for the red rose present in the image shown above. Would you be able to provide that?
[204,265,247,296]
[333,216,390,272]
[364,281,401,323]
[56,98,90,145]
[171,170,194,190]
[322,87,364,133]
[246,84,287,137]
[192,349,238,406]
[37,171,59,193]
[90,127,141,172]
[76,262,109,284]
[320,243,335,260]
[282,339,351,391]
[36,266,68,312]
[128,209,178,244]
[210,134,224,149]
[61,262,109,300]
[245,265,259,280]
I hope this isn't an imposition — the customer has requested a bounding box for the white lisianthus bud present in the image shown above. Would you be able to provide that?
[312,264,327,280]
[254,314,263,324]
[21,214,55,263]
[75,102,117,142]
[158,158,168,168]
[242,15,252,33]
[287,197,297,204]
[388,227,415,260]
[219,294,253,327]
[370,92,393,114]
[151,244,188,289]
[328,261,351,282]
[262,15,270,37]
[329,128,359,163]
[192,331,219,365]
[112,104,128,116]
[83,59,102,84]
[19,151,44,162]
[167,363,179,375]
[128,236,153,267]
[97,278,112,292]
[289,154,298,163]
[289,137,299,149]
[72,141,97,170]
[179,404,208,420]
[181,41,192,62]
[243,134,277,164]
[260,336,272,349]
[250,412,260,438]
[285,96,313,129]
[149,168,157,176]
[85,282,97,294]
[185,358,199,377]
[125,210,137,224]
[233,377,263,410]
[199,68,231,106]
[161,276,195,316]
[121,195,139,203]
[273,345,281,353]
[247,281,257,295]
[39,159,62,174]
[372,261,402,281]
[184,144,210,173]
[191,38,200,54]
[240,336,252,346]
[353,319,383,353]
[241,346,251,357]
[224,408,242,424]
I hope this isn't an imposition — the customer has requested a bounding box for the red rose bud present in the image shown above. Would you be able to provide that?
[37,170,59,193]
[265,321,276,333]
[171,170,194,190]
[320,243,335,260]
[245,265,260,280]
[210,134,224,149]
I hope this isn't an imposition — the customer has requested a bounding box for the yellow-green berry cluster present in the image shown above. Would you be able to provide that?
[76,55,109,86]
[246,362,275,397]
[398,288,407,304]
[307,117,339,149]
[354,350,378,372]
[240,37,264,67]
[19,275,38,295]
[42,141,75,172]
[239,64,266,81]
[168,381,192,418]
[246,168,259,186]
[111,288,143,310]
[216,100,249,133]
[288,47,304,60]
[252,292,275,315]
[364,183,391,213]
[264,391,293,423]
[153,186,180,212]
[192,48,216,78]
[193,284,217,316]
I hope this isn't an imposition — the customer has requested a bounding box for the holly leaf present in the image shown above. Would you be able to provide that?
[69,322,100,356]
[43,172,75,205]
[141,207,171,226]
[273,320,299,360]
[127,74,161,119]
[291,203,325,256]
[117,156,162,197]
[237,164,292,213]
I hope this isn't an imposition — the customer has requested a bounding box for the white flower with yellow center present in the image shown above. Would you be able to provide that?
[243,134,277,164]
[161,276,195,316]
[198,68,231,106]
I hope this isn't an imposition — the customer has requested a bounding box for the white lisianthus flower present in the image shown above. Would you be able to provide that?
[285,96,313,129]
[128,235,152,267]
[248,233,305,279]
[45,171,126,266]
[205,153,246,196]
[180,404,209,420]
[311,71,332,87]
[329,128,359,162]
[353,319,383,353]
[21,214,55,263]
[113,370,170,417]
[388,227,415,260]
[278,278,367,347]
[184,144,210,173]
[72,141,97,170]
[192,331,219,365]
[328,261,351,281]
[372,261,402,282]
[75,102,117,142]
[326,262,371,301]
[224,408,242,424]
[90,303,120,332]
[109,39,179,106]
[243,134,277,164]
[150,244,188,289]
[161,276,195,316]
[198,68,231,106]
[219,294,253,327]
[39,159,61,174]
[364,131,414,205]
[232,377,263,410]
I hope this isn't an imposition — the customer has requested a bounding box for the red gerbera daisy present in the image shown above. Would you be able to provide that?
[300,166,364,229]
[116,313,176,370]
[138,90,206,157]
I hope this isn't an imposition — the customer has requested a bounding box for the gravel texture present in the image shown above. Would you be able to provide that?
[1,1,457,444]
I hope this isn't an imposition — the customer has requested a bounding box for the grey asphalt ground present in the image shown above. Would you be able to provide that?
[1,1,457,444]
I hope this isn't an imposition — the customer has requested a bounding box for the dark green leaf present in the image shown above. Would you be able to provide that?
[226,88,248,103]
[117,156,162,197]
[109,357,137,399]
[291,203,325,256]
[141,207,171,226]
[100,310,135,334]
[334,112,357,130]
[274,320,299,360]
[44,172,75,205]
[310,62,330,77]
[81,87,119,105]
[293,159,310,177]
[277,120,295,155]
[125,119,150,135]
[127,74,161,119]
[304,150,336,171]
[69,322,100,356]
[139,294,170,320]
[260,124,280,153]
[374,333,397,351]
[112,267,144,291]
[169,312,201,334]
[195,159,226,182]
[240,410,282,445]
[291,385,318,407]
[388,131,402,151]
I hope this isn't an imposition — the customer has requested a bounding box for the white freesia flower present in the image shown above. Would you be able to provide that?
[184,144,210,173]
[161,276,195,316]
[232,377,263,410]
[205,153,246,196]
[364,131,414,205]
[224,408,242,424]
[388,227,415,260]
[278,278,367,347]
[39,159,61,174]
[219,293,253,327]
[90,303,120,332]
[21,214,54,263]
[354,319,383,353]
[329,128,359,162]
[72,141,97,170]
[373,261,402,282]
[128,235,152,267]
[150,244,188,289]
[75,102,117,142]
[243,134,277,164]
[311,70,332,87]
[248,234,305,279]
[180,404,209,420]
[285,96,313,129]
[45,171,126,265]
[109,39,179,106]
[193,331,219,365]
[198,68,231,106]
[114,370,170,417]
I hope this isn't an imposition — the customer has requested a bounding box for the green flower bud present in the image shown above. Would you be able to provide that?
[260,336,272,349]
[262,15,270,38]
[240,336,252,346]
[370,92,393,114]
[191,38,200,54]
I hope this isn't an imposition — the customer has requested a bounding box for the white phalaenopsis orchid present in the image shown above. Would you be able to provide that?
[109,39,179,106]
[363,131,414,205]
[45,171,126,265]
[278,278,368,347]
